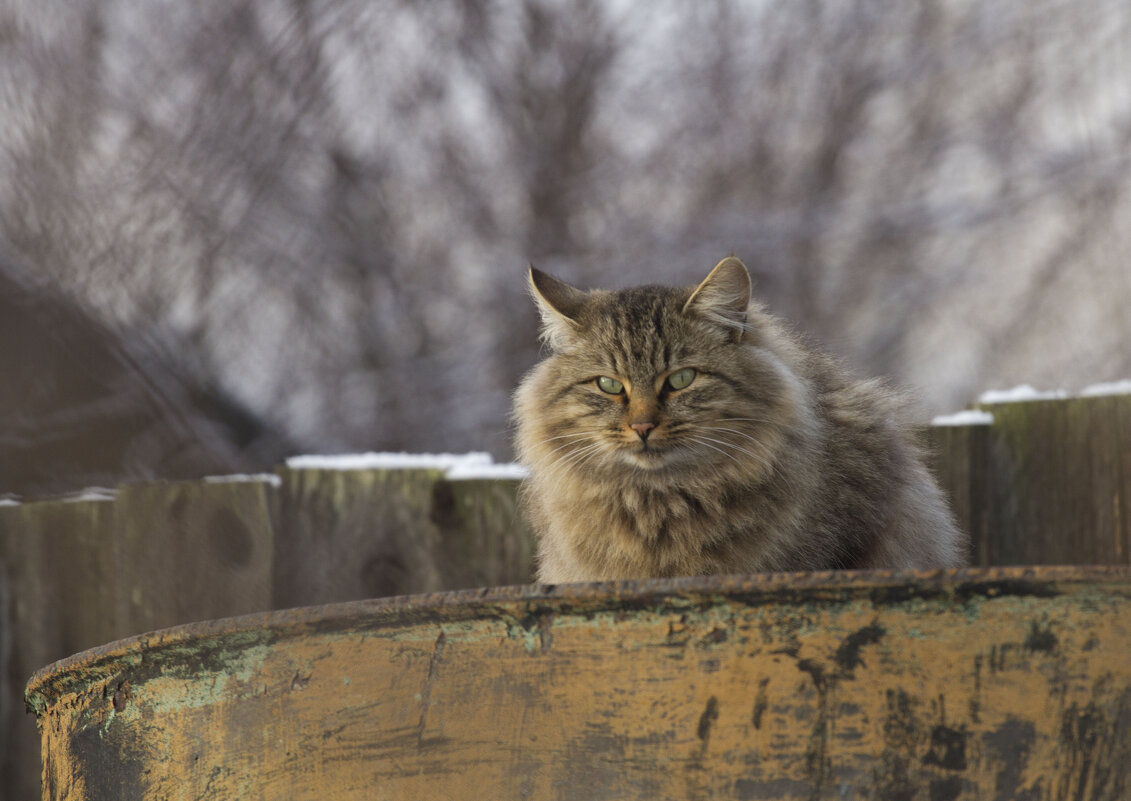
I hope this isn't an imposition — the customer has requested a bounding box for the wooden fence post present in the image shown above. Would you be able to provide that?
[274,465,448,607]
[926,416,992,566]
[113,477,278,634]
[980,395,1131,565]
[928,395,1131,567]
[0,493,118,801]
[273,462,532,609]
[431,477,533,591]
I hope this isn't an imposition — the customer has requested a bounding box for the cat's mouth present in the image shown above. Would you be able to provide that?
[623,440,674,469]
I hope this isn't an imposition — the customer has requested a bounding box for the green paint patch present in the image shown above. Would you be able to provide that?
[136,642,276,715]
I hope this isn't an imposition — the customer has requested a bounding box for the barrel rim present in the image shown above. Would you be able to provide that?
[25,564,1131,715]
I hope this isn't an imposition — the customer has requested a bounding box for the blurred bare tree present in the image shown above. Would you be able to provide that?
[2,0,1131,497]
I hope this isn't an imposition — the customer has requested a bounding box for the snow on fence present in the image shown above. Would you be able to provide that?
[1,390,1130,799]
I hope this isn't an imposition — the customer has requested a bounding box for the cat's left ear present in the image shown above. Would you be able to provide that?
[529,267,586,349]
[683,256,751,340]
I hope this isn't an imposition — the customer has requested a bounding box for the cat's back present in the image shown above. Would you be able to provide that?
[791,351,966,570]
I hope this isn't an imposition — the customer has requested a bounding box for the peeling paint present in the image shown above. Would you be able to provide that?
[26,566,1131,800]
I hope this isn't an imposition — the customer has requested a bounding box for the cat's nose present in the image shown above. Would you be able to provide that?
[630,421,656,440]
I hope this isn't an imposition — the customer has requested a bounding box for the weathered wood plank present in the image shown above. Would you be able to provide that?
[27,568,1131,801]
[273,467,532,609]
[433,477,534,590]
[274,466,449,607]
[925,421,991,566]
[0,495,118,801]
[980,396,1131,566]
[113,478,277,634]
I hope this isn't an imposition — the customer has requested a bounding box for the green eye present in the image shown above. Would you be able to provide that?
[597,376,624,395]
[667,368,696,391]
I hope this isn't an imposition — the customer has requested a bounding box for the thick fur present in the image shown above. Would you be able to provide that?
[514,257,968,582]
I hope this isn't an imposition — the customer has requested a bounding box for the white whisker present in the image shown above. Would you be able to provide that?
[542,440,606,479]
[685,435,743,467]
[568,445,606,475]
[691,429,775,473]
[696,426,797,492]
[536,429,604,445]
[526,430,603,468]
[704,426,771,448]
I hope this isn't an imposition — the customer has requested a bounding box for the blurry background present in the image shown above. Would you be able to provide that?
[3,0,1131,499]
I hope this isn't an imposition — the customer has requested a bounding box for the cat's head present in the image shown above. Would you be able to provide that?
[516,257,801,479]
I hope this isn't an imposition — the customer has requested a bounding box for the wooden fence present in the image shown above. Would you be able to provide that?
[2,393,1130,800]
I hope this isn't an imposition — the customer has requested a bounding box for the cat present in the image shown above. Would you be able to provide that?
[514,256,968,582]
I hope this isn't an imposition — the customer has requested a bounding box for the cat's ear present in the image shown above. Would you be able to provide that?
[529,267,586,349]
[683,256,751,339]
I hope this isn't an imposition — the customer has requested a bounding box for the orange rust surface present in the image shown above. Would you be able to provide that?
[27,567,1131,800]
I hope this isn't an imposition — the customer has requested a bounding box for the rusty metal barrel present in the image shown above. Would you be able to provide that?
[26,566,1131,800]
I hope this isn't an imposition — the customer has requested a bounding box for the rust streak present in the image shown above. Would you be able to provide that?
[416,630,447,748]
[697,696,719,742]
[751,678,769,730]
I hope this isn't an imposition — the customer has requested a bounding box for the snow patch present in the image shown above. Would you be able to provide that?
[287,451,493,471]
[446,462,530,481]
[204,473,283,487]
[62,488,117,503]
[1079,379,1131,398]
[977,384,1067,404]
[0,498,20,507]
[285,452,526,480]
[931,409,995,427]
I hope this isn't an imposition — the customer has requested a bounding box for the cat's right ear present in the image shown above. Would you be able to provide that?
[529,267,586,350]
[683,256,751,341]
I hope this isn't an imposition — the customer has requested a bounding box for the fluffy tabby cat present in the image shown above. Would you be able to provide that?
[514,257,967,582]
